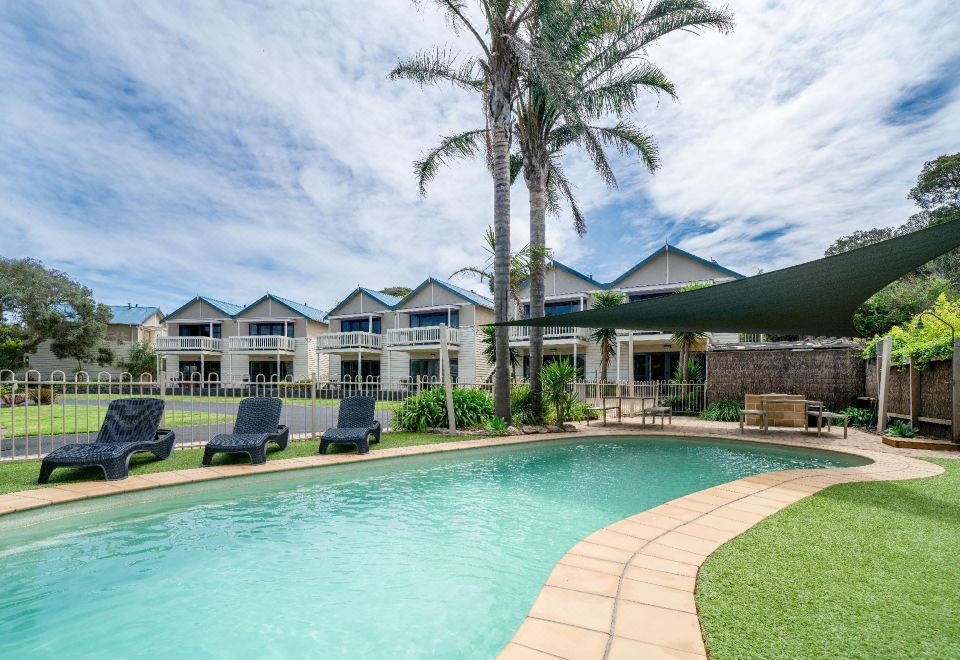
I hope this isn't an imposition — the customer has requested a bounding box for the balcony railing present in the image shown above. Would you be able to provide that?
[616,329,669,338]
[386,327,461,347]
[509,326,590,342]
[155,336,224,352]
[227,336,296,352]
[317,332,382,351]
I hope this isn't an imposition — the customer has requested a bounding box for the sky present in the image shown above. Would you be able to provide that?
[2,0,959,314]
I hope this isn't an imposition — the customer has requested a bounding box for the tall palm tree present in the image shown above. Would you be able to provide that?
[401,0,733,420]
[391,0,551,423]
[590,290,625,381]
[480,324,521,377]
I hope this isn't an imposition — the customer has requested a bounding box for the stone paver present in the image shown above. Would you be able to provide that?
[0,417,949,659]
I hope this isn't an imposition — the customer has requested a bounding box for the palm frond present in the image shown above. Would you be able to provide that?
[547,157,587,236]
[579,63,677,117]
[389,48,484,91]
[414,129,487,196]
[593,121,660,173]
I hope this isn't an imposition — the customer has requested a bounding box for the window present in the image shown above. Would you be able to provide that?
[341,317,381,333]
[249,323,294,338]
[409,310,459,328]
[179,324,221,338]
[341,359,381,379]
[632,351,681,381]
[409,358,458,380]
[178,360,221,379]
[523,300,579,318]
[248,360,293,380]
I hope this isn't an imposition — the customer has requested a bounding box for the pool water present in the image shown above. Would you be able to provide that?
[0,436,866,658]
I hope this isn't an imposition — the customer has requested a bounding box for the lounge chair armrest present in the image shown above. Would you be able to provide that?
[273,425,290,442]
[155,429,175,442]
[370,420,382,443]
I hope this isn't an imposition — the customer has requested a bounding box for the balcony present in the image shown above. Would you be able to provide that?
[317,332,382,352]
[155,336,224,353]
[227,336,295,352]
[386,327,461,348]
[617,329,671,340]
[509,326,590,343]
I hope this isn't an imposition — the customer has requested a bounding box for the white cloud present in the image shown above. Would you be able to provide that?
[1,0,958,311]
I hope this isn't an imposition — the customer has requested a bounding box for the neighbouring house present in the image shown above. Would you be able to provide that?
[157,294,329,381]
[25,304,164,379]
[319,279,494,382]
[513,244,743,381]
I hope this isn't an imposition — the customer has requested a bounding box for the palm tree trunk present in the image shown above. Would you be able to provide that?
[527,171,547,423]
[490,69,513,423]
[599,344,609,383]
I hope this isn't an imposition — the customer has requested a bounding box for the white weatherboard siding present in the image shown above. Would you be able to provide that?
[25,340,139,380]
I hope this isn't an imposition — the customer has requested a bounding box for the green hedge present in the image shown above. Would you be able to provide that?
[393,387,494,431]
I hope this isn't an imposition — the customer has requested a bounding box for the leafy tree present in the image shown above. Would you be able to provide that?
[0,258,114,371]
[863,293,959,367]
[0,324,27,371]
[379,286,412,298]
[589,290,625,381]
[119,340,157,378]
[825,152,960,336]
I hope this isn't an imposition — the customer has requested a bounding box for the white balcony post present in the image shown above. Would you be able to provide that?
[440,324,455,432]
[628,331,634,385]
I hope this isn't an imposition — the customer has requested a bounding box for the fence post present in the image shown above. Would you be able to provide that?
[311,374,318,440]
[876,336,892,432]
[908,359,921,429]
[439,324,456,432]
[953,340,960,443]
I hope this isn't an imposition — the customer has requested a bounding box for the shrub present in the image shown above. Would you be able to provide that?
[510,384,536,425]
[540,359,579,424]
[393,387,494,431]
[485,416,508,435]
[27,386,58,405]
[885,420,918,438]
[840,406,873,428]
[699,400,744,422]
[862,293,959,367]
[567,398,598,422]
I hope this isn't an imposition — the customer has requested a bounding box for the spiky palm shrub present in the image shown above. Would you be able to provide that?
[539,358,579,424]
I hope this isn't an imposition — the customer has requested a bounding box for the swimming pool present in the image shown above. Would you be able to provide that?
[0,436,867,658]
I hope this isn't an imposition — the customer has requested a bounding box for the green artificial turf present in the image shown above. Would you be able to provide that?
[0,432,480,495]
[1,406,233,437]
[697,458,960,659]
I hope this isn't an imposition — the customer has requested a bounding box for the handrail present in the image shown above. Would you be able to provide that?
[509,326,590,340]
[386,327,461,346]
[317,332,383,350]
[155,336,224,351]
[227,336,296,351]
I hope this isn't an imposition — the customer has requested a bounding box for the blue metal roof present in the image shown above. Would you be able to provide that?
[267,294,329,322]
[107,305,161,325]
[428,278,494,308]
[361,288,403,308]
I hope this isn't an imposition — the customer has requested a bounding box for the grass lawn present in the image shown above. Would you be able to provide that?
[697,458,960,659]
[1,406,233,437]
[0,432,481,495]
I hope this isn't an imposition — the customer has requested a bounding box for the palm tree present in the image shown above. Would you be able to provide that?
[671,331,707,383]
[590,290,625,381]
[391,0,550,423]
[400,1,733,421]
[479,324,521,377]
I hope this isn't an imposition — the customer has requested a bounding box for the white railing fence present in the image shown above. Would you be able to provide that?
[227,336,296,352]
[386,327,461,346]
[317,332,382,350]
[156,336,224,352]
[1,369,706,462]
[509,326,590,341]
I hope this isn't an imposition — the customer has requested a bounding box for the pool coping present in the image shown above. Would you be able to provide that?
[0,429,945,659]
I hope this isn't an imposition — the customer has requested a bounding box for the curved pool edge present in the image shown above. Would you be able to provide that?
[498,437,943,660]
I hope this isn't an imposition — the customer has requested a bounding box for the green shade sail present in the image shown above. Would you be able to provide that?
[499,219,960,336]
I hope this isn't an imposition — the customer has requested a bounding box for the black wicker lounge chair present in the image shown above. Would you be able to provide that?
[38,398,174,483]
[319,396,381,455]
[201,397,289,466]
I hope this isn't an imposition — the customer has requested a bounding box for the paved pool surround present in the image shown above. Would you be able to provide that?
[0,421,944,660]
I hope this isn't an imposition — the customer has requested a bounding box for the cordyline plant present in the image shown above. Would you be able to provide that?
[394,0,733,422]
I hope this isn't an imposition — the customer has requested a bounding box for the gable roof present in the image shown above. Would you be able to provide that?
[326,287,403,317]
[518,260,605,291]
[398,277,494,309]
[606,244,743,287]
[165,295,244,320]
[107,305,162,325]
[240,293,329,323]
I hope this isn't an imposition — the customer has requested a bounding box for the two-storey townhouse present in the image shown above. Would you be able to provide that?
[25,304,164,378]
[319,278,495,382]
[514,244,743,382]
[158,294,329,381]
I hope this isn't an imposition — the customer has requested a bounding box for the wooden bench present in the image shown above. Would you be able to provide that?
[642,406,672,428]
[818,411,849,438]
[587,400,622,426]
[739,408,768,432]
